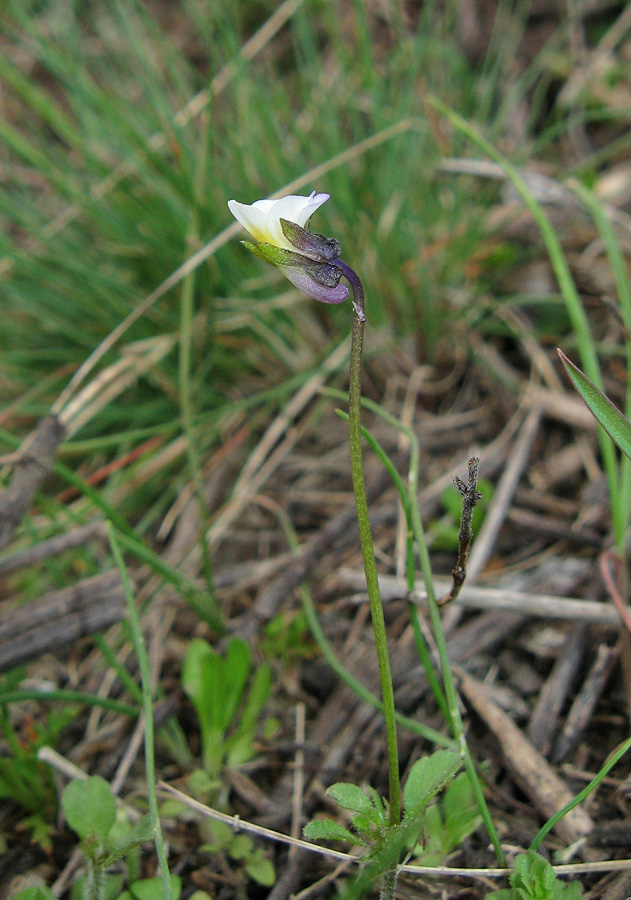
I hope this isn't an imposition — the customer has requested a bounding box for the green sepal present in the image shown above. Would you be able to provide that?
[242,240,299,267]
[242,241,342,288]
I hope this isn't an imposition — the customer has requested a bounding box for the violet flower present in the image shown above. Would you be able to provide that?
[227,192,350,306]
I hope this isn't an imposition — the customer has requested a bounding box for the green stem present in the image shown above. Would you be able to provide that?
[342,263,401,828]
[107,523,172,900]
[335,405,449,720]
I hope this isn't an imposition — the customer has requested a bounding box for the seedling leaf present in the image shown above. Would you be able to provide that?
[127,874,182,899]
[327,782,373,814]
[101,815,153,866]
[11,889,57,900]
[403,750,461,818]
[62,776,116,844]
[303,818,362,844]
[245,853,276,886]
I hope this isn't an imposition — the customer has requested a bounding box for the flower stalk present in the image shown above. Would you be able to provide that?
[341,259,401,827]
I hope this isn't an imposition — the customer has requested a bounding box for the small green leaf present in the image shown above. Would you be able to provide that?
[239,663,272,735]
[223,638,252,727]
[442,773,482,849]
[502,851,585,900]
[245,853,276,886]
[327,782,373,814]
[62,776,116,843]
[403,750,461,818]
[558,350,631,460]
[11,889,57,900]
[303,818,361,844]
[202,819,233,851]
[71,874,123,900]
[229,833,254,860]
[128,875,182,899]
[101,815,153,867]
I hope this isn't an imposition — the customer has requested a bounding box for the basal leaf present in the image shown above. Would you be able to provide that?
[62,776,116,844]
[303,818,362,844]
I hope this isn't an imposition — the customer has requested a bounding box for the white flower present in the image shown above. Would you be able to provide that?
[227,191,331,250]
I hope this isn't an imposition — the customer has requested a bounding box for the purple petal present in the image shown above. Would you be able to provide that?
[280,265,349,305]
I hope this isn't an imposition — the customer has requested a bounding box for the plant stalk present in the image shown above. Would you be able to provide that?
[339,260,401,828]
[107,523,173,900]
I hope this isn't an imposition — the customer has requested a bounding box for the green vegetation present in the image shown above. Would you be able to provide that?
[2,1,631,897]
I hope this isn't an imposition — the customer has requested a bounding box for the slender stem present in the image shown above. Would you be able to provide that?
[530,733,631,853]
[107,523,172,900]
[338,260,400,827]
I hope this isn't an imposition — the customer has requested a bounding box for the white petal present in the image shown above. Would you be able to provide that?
[227,199,275,244]
[228,192,330,250]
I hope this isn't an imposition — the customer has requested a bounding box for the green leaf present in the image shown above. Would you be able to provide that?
[128,875,182,899]
[71,874,124,900]
[222,638,252,728]
[229,833,254,860]
[410,802,442,857]
[303,818,361,844]
[442,773,482,849]
[182,638,255,773]
[11,889,57,900]
[101,815,153,867]
[204,819,233,850]
[327,782,373,814]
[403,750,461,818]
[558,350,631,460]
[62,776,116,843]
[238,663,272,736]
[245,853,276,886]
[498,851,585,900]
[365,786,388,825]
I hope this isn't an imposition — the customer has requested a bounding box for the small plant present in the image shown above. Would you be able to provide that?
[201,820,275,887]
[304,750,462,863]
[0,682,78,850]
[227,191,506,897]
[58,775,180,900]
[181,637,272,791]
[486,851,583,900]
[262,610,315,666]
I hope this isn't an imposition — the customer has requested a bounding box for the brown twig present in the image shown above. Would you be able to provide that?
[438,457,483,607]
[0,521,107,575]
[0,570,125,672]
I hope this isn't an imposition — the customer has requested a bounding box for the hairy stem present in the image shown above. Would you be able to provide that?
[338,260,401,827]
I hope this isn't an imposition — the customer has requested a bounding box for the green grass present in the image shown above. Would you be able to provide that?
[0,0,524,573]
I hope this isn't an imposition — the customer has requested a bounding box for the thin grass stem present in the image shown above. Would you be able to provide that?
[107,522,172,900]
